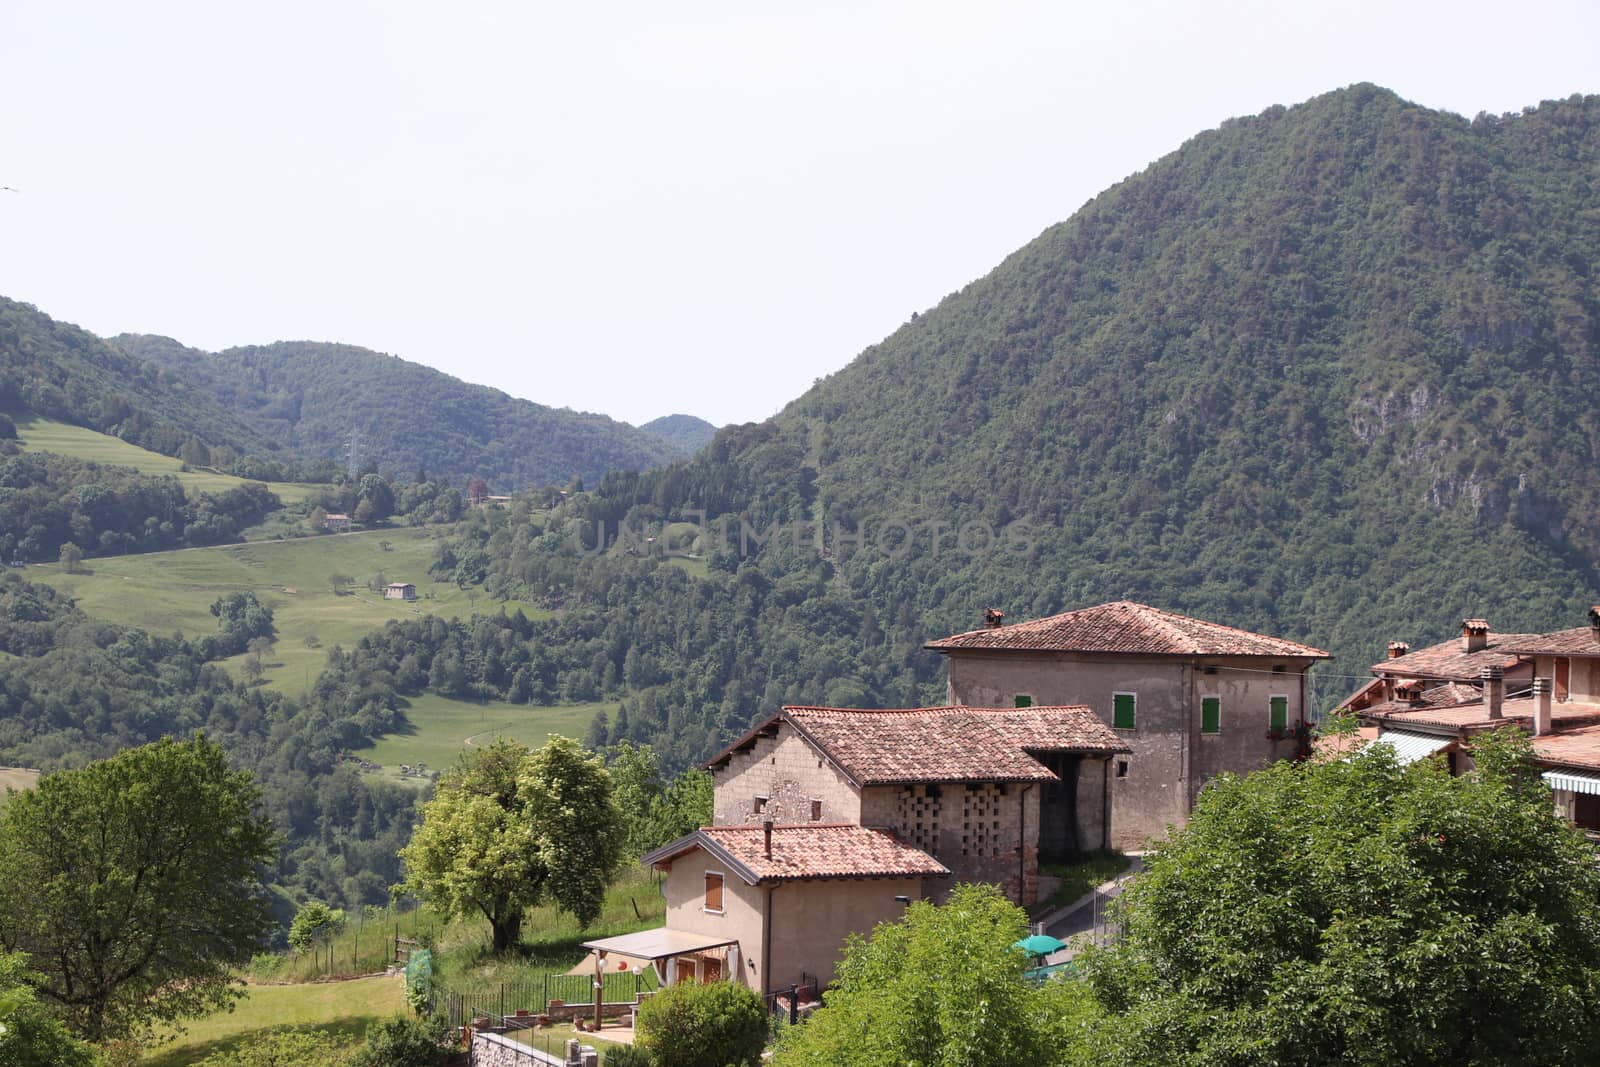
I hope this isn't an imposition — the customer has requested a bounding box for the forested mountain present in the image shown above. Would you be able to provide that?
[112,335,682,491]
[639,414,718,455]
[0,298,302,469]
[436,86,1600,768]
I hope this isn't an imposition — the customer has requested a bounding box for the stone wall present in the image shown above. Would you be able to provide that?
[860,782,1040,905]
[711,722,861,827]
[469,1029,574,1066]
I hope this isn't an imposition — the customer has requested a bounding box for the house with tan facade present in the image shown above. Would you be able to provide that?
[585,703,1127,995]
[926,601,1330,848]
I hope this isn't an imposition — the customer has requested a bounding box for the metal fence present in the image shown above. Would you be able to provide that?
[440,970,659,1028]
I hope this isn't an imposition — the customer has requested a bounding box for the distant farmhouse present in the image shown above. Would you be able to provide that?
[383,582,417,601]
[584,600,1325,996]
[323,512,352,532]
[1336,607,1600,836]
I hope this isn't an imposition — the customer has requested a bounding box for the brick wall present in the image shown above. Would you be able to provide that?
[860,782,1041,905]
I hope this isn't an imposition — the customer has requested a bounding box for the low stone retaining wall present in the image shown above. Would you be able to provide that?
[470,1030,599,1066]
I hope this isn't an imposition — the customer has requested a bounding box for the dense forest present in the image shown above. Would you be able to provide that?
[111,334,686,491]
[638,413,718,455]
[0,298,338,482]
[431,87,1600,770]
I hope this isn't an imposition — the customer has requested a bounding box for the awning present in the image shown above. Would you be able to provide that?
[580,928,738,962]
[1543,770,1600,796]
[1372,730,1454,765]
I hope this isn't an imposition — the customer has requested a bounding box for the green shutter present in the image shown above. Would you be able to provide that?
[1113,693,1136,730]
[1014,695,1032,708]
[1270,696,1288,733]
[1201,696,1220,734]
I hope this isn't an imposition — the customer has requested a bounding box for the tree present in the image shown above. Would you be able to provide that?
[0,737,277,1041]
[288,901,345,950]
[56,542,81,574]
[328,572,354,595]
[399,737,625,952]
[770,882,1065,1067]
[0,952,98,1067]
[209,591,275,653]
[636,980,767,1067]
[1075,729,1600,1066]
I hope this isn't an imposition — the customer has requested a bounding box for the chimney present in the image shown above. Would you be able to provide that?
[1533,677,1553,736]
[1387,641,1409,659]
[983,608,1005,629]
[1461,619,1490,653]
[1589,605,1600,643]
[763,819,774,859]
[1382,677,1397,703]
[1480,665,1504,720]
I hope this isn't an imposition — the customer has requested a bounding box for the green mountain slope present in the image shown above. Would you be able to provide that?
[0,298,290,464]
[112,335,682,491]
[639,413,718,455]
[441,85,1600,766]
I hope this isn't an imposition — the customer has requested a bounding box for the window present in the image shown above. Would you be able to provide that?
[1113,692,1136,730]
[1014,694,1033,708]
[704,872,724,913]
[1576,793,1600,832]
[1201,696,1220,734]
[1269,695,1288,734]
[1116,760,1129,779]
[810,798,823,821]
[752,796,767,815]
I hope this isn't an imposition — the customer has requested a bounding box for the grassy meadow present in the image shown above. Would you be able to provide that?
[141,975,405,1066]
[10,413,323,504]
[360,694,612,780]
[0,765,40,806]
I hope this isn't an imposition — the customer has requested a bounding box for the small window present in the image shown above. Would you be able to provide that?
[1115,760,1129,779]
[704,872,724,912]
[1201,696,1220,735]
[752,796,767,814]
[1576,794,1600,832]
[1269,695,1288,734]
[1113,692,1136,730]
[810,798,823,821]
[1014,694,1033,708]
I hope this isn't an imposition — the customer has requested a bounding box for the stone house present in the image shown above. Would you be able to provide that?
[383,582,417,601]
[585,703,1127,995]
[1339,618,1538,717]
[926,601,1330,849]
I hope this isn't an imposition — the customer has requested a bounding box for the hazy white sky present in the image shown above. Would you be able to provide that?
[2,2,1596,427]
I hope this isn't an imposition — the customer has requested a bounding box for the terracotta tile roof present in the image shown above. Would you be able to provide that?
[1368,635,1539,680]
[1313,725,1379,759]
[925,601,1329,659]
[1364,697,1600,734]
[779,705,1129,785]
[642,824,950,884]
[1533,722,1600,771]
[1505,627,1600,658]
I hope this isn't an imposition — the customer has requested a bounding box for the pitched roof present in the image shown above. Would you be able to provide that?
[1533,721,1600,771]
[1368,635,1539,680]
[723,704,1128,786]
[925,601,1329,659]
[1505,627,1600,658]
[642,824,950,884]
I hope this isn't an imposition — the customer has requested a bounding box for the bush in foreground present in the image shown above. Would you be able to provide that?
[636,979,766,1067]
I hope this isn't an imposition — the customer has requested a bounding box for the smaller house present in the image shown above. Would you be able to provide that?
[323,513,352,533]
[585,823,947,992]
[383,582,417,601]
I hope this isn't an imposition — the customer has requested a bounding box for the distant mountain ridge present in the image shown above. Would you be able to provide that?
[639,414,718,455]
[111,335,682,490]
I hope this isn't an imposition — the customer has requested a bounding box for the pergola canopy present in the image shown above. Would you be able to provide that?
[581,928,738,962]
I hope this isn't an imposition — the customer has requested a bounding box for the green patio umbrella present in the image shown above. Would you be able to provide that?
[1013,933,1067,958]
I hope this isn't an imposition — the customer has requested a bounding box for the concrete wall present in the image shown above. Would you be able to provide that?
[710,722,861,827]
[860,782,1041,904]
[660,843,926,992]
[944,651,1309,849]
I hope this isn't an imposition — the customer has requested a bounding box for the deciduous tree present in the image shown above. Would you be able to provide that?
[0,737,277,1041]
[399,737,624,952]
[1076,729,1600,1066]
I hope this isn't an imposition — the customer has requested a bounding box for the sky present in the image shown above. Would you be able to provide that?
[1,2,1597,428]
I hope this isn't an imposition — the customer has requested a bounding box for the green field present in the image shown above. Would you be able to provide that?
[38,529,545,699]
[10,413,322,504]
[142,975,405,1066]
[361,695,611,780]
